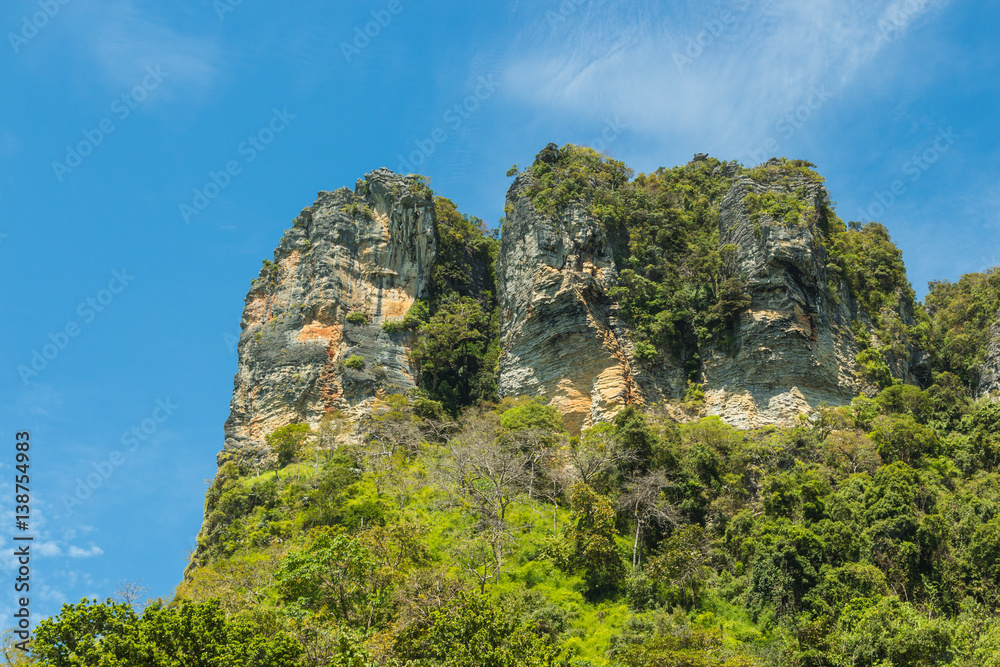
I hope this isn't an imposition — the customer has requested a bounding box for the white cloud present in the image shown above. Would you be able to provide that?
[74,0,221,104]
[36,541,63,557]
[503,0,948,157]
[68,544,104,559]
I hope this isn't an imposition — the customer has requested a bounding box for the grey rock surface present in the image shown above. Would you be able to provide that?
[976,309,1000,398]
[220,169,436,467]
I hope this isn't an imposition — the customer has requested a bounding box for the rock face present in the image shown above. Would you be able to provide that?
[976,310,1000,398]
[220,169,435,466]
[700,173,865,427]
[495,160,925,431]
[220,157,934,456]
[497,174,668,434]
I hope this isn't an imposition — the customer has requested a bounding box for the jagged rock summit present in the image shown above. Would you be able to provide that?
[221,169,436,467]
[217,147,993,466]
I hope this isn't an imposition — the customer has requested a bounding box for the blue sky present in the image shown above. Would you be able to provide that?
[1,0,998,624]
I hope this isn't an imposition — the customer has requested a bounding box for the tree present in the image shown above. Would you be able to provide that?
[570,423,633,493]
[743,520,825,619]
[537,444,577,535]
[569,483,626,599]
[360,396,424,496]
[617,471,678,568]
[266,423,312,468]
[822,430,881,476]
[648,525,711,607]
[393,592,562,667]
[113,579,150,611]
[275,528,395,633]
[869,414,939,464]
[445,411,531,583]
[410,297,492,412]
[31,598,302,667]
[613,405,670,472]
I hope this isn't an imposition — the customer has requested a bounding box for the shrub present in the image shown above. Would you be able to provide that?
[633,340,657,362]
[345,355,365,370]
[266,423,312,467]
[346,311,367,325]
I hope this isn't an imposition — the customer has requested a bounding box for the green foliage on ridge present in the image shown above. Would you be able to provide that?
[923,268,1000,390]
[32,380,999,666]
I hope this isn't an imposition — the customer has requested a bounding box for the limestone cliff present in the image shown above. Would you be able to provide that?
[977,310,1000,398]
[496,155,925,430]
[218,151,935,457]
[496,175,664,434]
[701,169,878,426]
[219,169,435,468]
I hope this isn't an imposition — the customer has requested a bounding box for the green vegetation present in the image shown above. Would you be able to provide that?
[824,221,922,389]
[743,191,808,226]
[382,300,430,334]
[520,146,930,391]
[526,144,750,377]
[251,258,281,289]
[345,311,368,325]
[32,598,302,666]
[923,267,1000,389]
[33,381,1000,666]
[342,201,375,219]
[404,194,501,414]
[24,151,1000,666]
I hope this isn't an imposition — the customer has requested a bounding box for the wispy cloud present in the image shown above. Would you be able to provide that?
[36,541,63,557]
[503,0,948,155]
[74,0,221,103]
[68,544,105,559]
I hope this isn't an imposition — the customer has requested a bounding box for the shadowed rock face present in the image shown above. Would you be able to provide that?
[221,169,435,466]
[699,173,862,427]
[495,161,926,431]
[221,158,935,457]
[496,174,653,435]
[977,310,1000,399]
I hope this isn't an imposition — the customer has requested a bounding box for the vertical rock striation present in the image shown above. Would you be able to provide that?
[976,309,1000,398]
[700,171,862,426]
[496,174,654,434]
[495,157,926,430]
[220,169,436,467]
